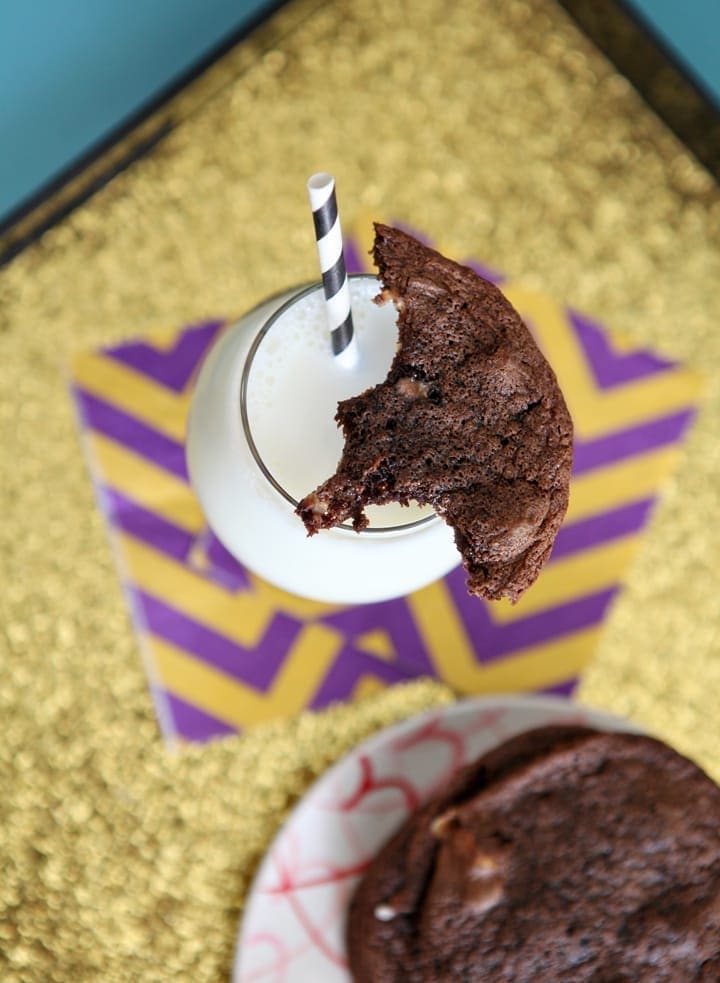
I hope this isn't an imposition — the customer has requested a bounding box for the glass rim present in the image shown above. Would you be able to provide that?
[239,274,438,536]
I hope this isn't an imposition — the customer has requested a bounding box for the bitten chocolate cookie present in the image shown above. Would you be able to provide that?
[296,224,573,601]
[347,726,720,983]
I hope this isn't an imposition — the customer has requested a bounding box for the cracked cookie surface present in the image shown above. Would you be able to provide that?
[348,726,720,982]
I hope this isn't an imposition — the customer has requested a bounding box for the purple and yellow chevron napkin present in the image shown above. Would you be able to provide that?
[70,223,703,744]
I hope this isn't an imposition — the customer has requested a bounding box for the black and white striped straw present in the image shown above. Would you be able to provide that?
[307,173,357,366]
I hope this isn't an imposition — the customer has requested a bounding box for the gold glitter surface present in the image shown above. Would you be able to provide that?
[1,0,719,978]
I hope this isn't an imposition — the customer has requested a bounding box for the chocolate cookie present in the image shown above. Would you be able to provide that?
[347,726,720,982]
[296,224,573,601]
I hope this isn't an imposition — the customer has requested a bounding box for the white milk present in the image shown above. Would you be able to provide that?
[245,276,430,528]
[186,276,460,604]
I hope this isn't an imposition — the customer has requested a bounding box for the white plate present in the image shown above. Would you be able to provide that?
[234,695,638,982]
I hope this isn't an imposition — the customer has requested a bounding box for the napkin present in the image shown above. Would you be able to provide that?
[70,222,703,743]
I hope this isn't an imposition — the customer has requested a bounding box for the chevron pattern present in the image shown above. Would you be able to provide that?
[70,227,703,743]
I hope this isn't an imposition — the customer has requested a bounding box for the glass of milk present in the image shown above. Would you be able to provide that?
[186,275,460,604]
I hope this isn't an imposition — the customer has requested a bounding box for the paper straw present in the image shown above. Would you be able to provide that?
[307,173,358,367]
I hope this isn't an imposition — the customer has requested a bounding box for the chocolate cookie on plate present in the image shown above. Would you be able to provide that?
[347,726,720,982]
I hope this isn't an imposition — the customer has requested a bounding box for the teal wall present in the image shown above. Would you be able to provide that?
[1,2,718,226]
[625,0,720,107]
[0,1,277,224]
